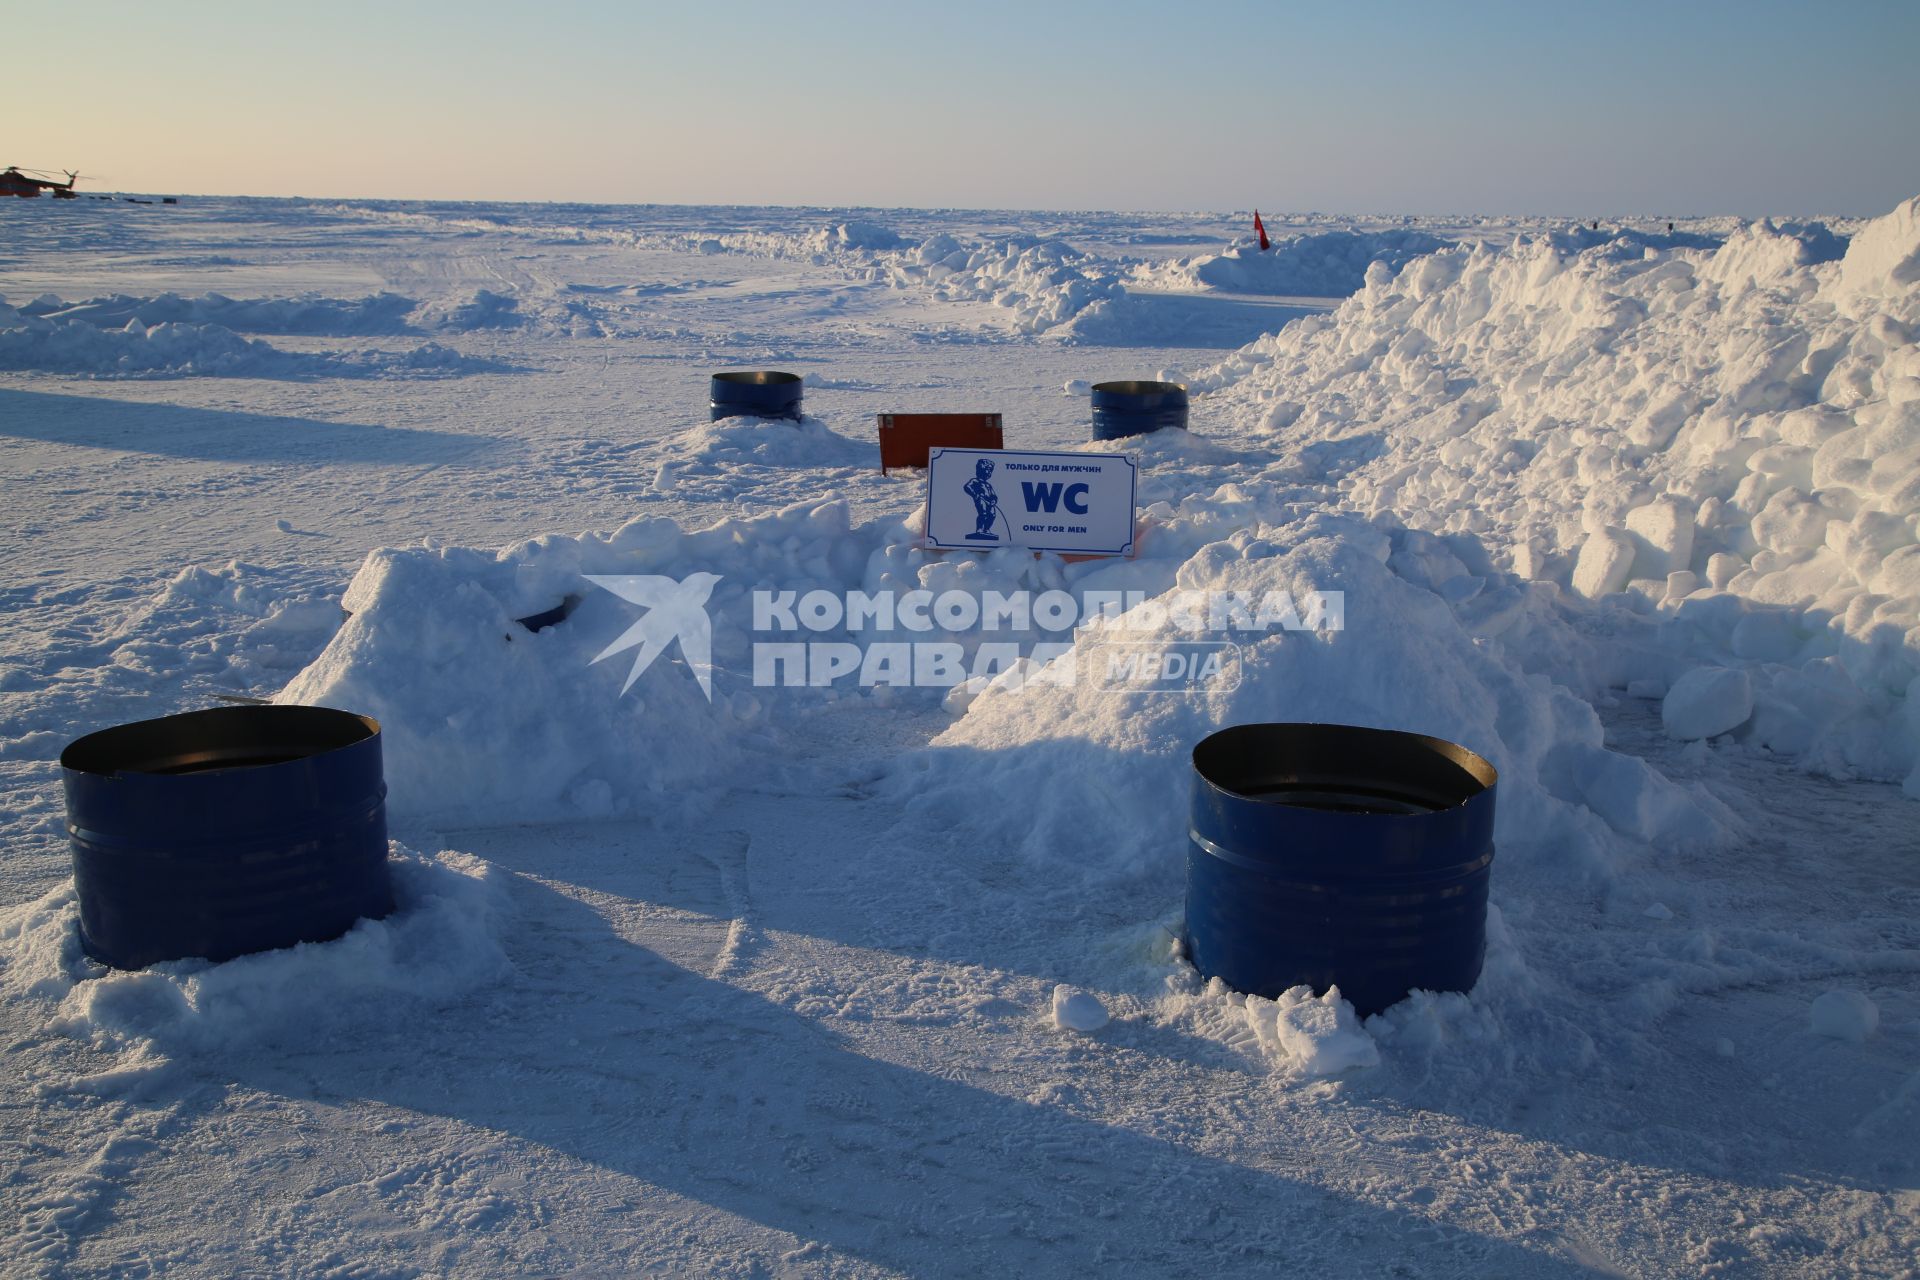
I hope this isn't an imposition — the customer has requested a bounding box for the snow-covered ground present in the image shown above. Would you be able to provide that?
[2,195,1915,1277]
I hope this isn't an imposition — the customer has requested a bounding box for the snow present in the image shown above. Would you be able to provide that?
[2,845,506,1060]
[1663,666,1756,740]
[1187,199,1920,793]
[0,304,501,378]
[1134,228,1454,296]
[27,289,419,335]
[0,192,1915,1277]
[1236,983,1382,1078]
[1809,989,1881,1043]
[1571,527,1636,598]
[1050,984,1109,1032]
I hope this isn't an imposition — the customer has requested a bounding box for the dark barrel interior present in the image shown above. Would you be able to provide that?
[711,370,802,388]
[62,704,378,777]
[1192,722,1495,816]
[1091,379,1186,398]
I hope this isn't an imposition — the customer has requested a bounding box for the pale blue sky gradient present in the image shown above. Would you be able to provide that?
[3,0,1914,215]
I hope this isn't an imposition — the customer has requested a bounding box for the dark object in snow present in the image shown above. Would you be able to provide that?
[61,705,394,970]
[1185,722,1498,1019]
[1091,380,1189,440]
[515,593,581,633]
[710,369,803,422]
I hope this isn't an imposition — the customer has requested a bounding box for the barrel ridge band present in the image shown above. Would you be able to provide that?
[1189,829,1494,881]
[68,789,387,854]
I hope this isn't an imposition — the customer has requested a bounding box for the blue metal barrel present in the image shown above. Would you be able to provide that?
[710,370,803,422]
[1091,380,1189,440]
[1185,722,1498,1018]
[61,705,394,970]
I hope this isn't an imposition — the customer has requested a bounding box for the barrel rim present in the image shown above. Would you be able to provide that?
[1191,721,1497,817]
[61,704,381,779]
[1091,379,1187,398]
[711,369,803,388]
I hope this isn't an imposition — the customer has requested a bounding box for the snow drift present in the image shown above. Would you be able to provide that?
[0,297,506,378]
[26,290,418,335]
[0,845,506,1060]
[1192,199,1917,790]
[1135,229,1455,297]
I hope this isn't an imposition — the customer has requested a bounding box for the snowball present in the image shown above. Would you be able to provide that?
[1051,984,1109,1033]
[1662,667,1755,740]
[1809,989,1879,1043]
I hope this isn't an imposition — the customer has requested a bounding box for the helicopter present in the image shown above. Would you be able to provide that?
[1,167,82,198]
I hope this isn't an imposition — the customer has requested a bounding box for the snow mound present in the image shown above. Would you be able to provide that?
[1662,667,1754,740]
[0,305,310,376]
[808,220,907,253]
[1188,196,1917,789]
[279,501,884,824]
[893,516,1731,888]
[1833,194,1920,309]
[1139,229,1454,297]
[0,846,507,1060]
[412,288,524,331]
[29,290,418,335]
[1237,983,1381,1077]
[664,414,875,471]
[873,235,1130,336]
[0,303,505,378]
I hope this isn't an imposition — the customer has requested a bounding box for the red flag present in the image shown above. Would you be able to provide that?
[1254,209,1270,252]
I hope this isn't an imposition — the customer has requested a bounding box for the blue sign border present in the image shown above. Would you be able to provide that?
[925,447,1138,557]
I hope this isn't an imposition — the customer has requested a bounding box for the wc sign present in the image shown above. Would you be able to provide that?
[924,447,1138,557]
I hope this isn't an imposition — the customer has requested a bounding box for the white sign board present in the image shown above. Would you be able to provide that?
[924,448,1138,557]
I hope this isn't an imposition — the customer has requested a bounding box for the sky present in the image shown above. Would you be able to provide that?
[3,0,1916,216]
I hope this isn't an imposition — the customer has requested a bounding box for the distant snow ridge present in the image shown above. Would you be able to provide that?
[0,297,504,378]
[0,303,300,376]
[873,225,1711,339]
[27,290,418,335]
[332,201,910,263]
[1192,197,1918,789]
[412,287,524,331]
[867,234,1131,335]
[1137,229,1456,297]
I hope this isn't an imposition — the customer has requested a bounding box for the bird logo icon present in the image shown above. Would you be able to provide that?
[585,572,723,700]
